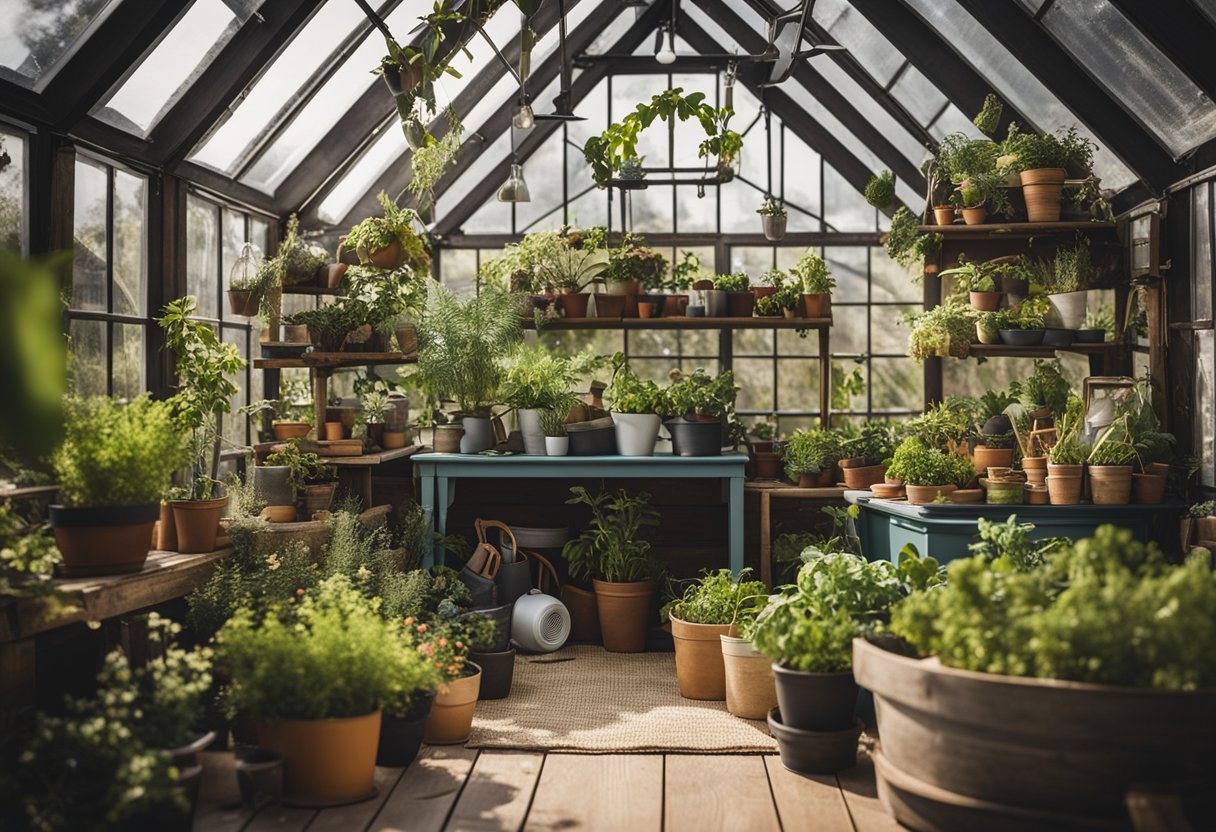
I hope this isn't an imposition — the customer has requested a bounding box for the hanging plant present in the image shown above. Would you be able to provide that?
[408,108,464,221]
[582,88,743,188]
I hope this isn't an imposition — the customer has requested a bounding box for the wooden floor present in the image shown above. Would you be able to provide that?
[196,746,902,832]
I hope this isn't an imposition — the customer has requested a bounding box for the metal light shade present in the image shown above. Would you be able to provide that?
[497,163,530,202]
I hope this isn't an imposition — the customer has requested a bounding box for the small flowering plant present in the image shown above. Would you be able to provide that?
[402,613,495,683]
[606,233,670,291]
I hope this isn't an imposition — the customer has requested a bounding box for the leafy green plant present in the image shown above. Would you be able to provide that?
[712,272,750,292]
[936,133,1001,183]
[1021,359,1072,417]
[663,568,768,626]
[904,301,975,361]
[788,251,835,294]
[283,301,363,352]
[886,437,975,487]
[266,440,336,490]
[343,192,430,273]
[864,170,896,210]
[665,368,739,423]
[973,94,1003,136]
[670,250,710,290]
[892,525,1216,689]
[886,207,942,272]
[1087,415,1139,467]
[273,214,330,287]
[539,407,572,437]
[500,345,601,411]
[906,398,977,451]
[1190,501,1216,518]
[52,395,189,507]
[1048,397,1089,465]
[841,421,899,465]
[606,234,668,290]
[1002,124,1070,172]
[967,515,1068,573]
[782,429,844,480]
[950,170,1012,217]
[941,260,999,295]
[561,486,660,583]
[757,196,787,217]
[605,353,667,414]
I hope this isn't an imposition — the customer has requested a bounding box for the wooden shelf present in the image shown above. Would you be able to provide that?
[253,351,416,370]
[918,221,1116,239]
[281,285,345,296]
[968,342,1117,359]
[528,316,832,331]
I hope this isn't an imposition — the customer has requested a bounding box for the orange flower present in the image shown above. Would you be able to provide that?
[419,644,434,656]
[404,616,415,626]
[416,623,428,633]
[454,641,463,649]
[438,637,448,647]
[295,588,305,597]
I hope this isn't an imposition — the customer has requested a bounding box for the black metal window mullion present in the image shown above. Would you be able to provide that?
[105,165,115,396]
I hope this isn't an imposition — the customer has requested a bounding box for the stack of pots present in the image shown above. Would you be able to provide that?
[767,664,863,774]
[1021,455,1047,486]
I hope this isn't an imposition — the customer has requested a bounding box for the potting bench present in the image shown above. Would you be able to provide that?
[414,452,749,574]
[846,492,1183,563]
[745,481,848,586]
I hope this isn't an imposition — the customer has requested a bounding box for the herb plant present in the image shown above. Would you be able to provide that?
[904,301,975,361]
[886,437,975,487]
[605,354,667,414]
[789,251,835,294]
[712,272,750,292]
[967,515,1069,573]
[758,196,787,217]
[561,486,661,583]
[1021,359,1072,416]
[663,568,768,626]
[886,207,942,271]
[972,93,1003,136]
[266,440,336,490]
[1048,397,1089,465]
[782,429,844,480]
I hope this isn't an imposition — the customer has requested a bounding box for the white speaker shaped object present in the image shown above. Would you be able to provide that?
[511,590,570,652]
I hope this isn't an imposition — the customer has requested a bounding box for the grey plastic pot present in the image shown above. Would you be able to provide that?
[998,329,1045,346]
[495,558,534,606]
[768,709,863,774]
[234,746,284,810]
[460,416,493,453]
[666,416,723,457]
[772,664,858,732]
[517,408,547,455]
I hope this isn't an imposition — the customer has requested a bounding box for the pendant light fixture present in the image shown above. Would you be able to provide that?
[497,125,530,203]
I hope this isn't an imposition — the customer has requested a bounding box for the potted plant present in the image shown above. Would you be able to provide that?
[996,296,1049,346]
[663,569,768,701]
[416,284,521,453]
[839,422,897,489]
[500,347,589,455]
[359,387,392,449]
[1126,381,1174,504]
[540,407,571,456]
[1046,397,1088,505]
[1190,501,1216,545]
[941,261,1002,312]
[949,170,1010,226]
[664,369,740,457]
[533,227,608,318]
[975,311,1001,345]
[413,615,494,741]
[789,251,835,318]
[1087,416,1138,505]
[47,395,188,575]
[713,272,753,317]
[562,486,661,653]
[605,354,667,456]
[886,207,943,273]
[266,440,338,517]
[753,551,940,774]
[782,429,844,487]
[217,575,432,804]
[284,302,361,353]
[1004,126,1071,222]
[1021,358,1072,423]
[340,192,429,271]
[158,297,245,553]
[275,214,332,287]
[720,584,781,719]
[866,525,1216,830]
[665,250,704,317]
[864,170,896,213]
[605,233,667,317]
[758,196,787,241]
[227,242,269,318]
[1036,240,1091,330]
[886,437,975,504]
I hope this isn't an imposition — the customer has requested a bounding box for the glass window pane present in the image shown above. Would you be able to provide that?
[1194,183,1213,322]
[871,357,922,412]
[871,305,919,354]
[627,186,673,235]
[112,168,146,317]
[735,357,775,412]
[250,217,269,255]
[889,64,946,126]
[777,328,819,357]
[730,246,775,277]
[1196,329,1214,487]
[112,323,144,401]
[781,129,822,229]
[823,163,874,233]
[223,328,248,448]
[440,248,477,294]
[829,304,867,354]
[812,0,904,86]
[778,359,821,411]
[808,61,928,168]
[0,130,26,252]
[187,194,219,319]
[457,196,512,235]
[221,207,246,321]
[517,130,566,231]
[316,124,406,225]
[69,318,107,397]
[1043,0,1216,156]
[870,246,923,303]
[94,0,240,136]
[0,0,115,88]
[733,329,773,356]
[72,157,108,312]
[824,247,868,304]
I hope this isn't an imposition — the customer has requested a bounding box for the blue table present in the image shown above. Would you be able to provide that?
[413,452,749,573]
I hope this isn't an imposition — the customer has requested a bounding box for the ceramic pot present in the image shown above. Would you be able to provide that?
[495,559,534,607]
[363,239,403,270]
[1046,463,1083,505]
[666,416,722,457]
[561,584,601,643]
[1020,167,1067,222]
[726,291,755,318]
[382,430,406,449]
[1089,464,1133,505]
[605,278,640,317]
[257,711,381,805]
[972,446,1013,474]
[272,421,310,441]
[433,423,463,453]
[560,291,591,319]
[949,489,983,504]
[671,616,732,701]
[802,293,831,318]
[696,289,724,317]
[1047,290,1087,330]
[376,693,434,767]
[905,484,956,505]
[253,465,293,508]
[567,419,616,456]
[593,578,654,653]
[637,294,667,316]
[685,304,705,317]
[234,746,283,810]
[171,497,228,554]
[969,291,1001,312]
[302,483,336,516]
[517,408,547,455]
[157,500,177,552]
[753,451,783,480]
[772,665,858,731]
[544,436,569,456]
[976,321,1001,345]
[460,415,493,453]
[961,206,987,225]
[50,503,159,576]
[592,293,626,319]
[424,665,482,744]
[840,463,886,490]
[869,483,905,499]
[1042,327,1076,347]
[638,302,656,319]
[261,506,296,523]
[721,635,777,719]
[324,421,343,441]
[611,412,661,456]
[986,481,1024,505]
[762,213,787,241]
[932,206,955,225]
[469,648,516,700]
[768,709,863,775]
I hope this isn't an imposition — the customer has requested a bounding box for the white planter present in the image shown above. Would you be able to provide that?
[1047,290,1087,329]
[459,415,493,454]
[610,412,661,456]
[517,408,547,455]
[544,436,569,456]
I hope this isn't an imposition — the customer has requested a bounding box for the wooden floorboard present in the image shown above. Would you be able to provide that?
[837,750,902,832]
[524,754,664,832]
[664,755,781,832]
[444,751,544,832]
[371,746,479,832]
[764,756,855,832]
[308,766,408,832]
[243,803,314,831]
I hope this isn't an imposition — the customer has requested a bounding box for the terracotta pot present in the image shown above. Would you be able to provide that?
[961,206,987,225]
[1024,483,1049,505]
[171,497,228,554]
[50,503,158,576]
[395,324,418,355]
[423,665,482,744]
[948,488,983,504]
[1132,473,1167,504]
[302,483,336,516]
[671,616,732,701]
[971,446,1013,473]
[261,505,297,523]
[432,424,463,453]
[841,463,886,490]
[324,421,343,441]
[272,421,310,441]
[364,239,403,270]
[932,206,955,225]
[905,484,956,505]
[753,451,783,480]
[1196,516,1216,541]
[783,307,798,319]
[157,500,178,552]
[869,483,905,499]
[1020,167,1067,222]
[665,294,690,317]
[382,430,406,449]
[561,584,602,644]
[987,467,1013,481]
[753,286,777,302]
[257,711,380,805]
[726,292,755,318]
[325,263,348,290]
[969,291,1001,312]
[1046,463,1084,505]
[638,302,656,319]
[593,293,626,319]
[721,636,777,719]
[282,324,309,343]
[797,473,818,488]
[1021,456,1047,485]
[1089,464,1133,505]
[802,293,831,319]
[1145,462,1170,477]
[227,290,261,318]
[560,291,591,319]
[593,578,654,653]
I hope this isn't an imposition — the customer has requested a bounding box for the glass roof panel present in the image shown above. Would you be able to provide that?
[898,0,1137,190]
[0,0,117,89]
[1042,0,1216,156]
[189,0,370,174]
[927,103,984,142]
[92,0,244,137]
[1196,0,1216,26]
[812,0,904,86]
[889,64,947,127]
[811,59,928,167]
[316,123,402,226]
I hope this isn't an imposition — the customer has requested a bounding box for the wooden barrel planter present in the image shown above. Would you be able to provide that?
[853,638,1216,831]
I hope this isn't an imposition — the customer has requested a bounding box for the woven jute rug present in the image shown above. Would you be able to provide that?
[465,645,778,753]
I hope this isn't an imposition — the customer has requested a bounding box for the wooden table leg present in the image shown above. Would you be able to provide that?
[759,490,772,588]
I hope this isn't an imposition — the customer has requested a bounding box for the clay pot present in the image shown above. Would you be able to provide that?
[593,294,626,319]
[1145,462,1170,477]
[841,463,886,490]
[257,711,380,805]
[364,239,403,270]
[961,206,987,225]
[869,483,905,499]
[932,206,955,225]
[157,500,177,552]
[1025,483,1049,504]
[1021,456,1048,485]
[423,665,482,744]
[969,291,1001,312]
[432,424,463,453]
[395,324,418,355]
[283,324,309,343]
[1046,463,1084,505]
[273,421,310,441]
[1089,464,1133,505]
[593,578,654,653]
[560,291,591,319]
[638,302,656,319]
[324,421,343,441]
[949,488,983,504]
[671,616,732,701]
[261,506,297,523]
[325,263,348,290]
[972,446,1013,473]
[1132,473,1167,504]
[1020,168,1067,222]
[721,636,777,719]
[753,451,783,480]
[665,294,690,317]
[802,293,831,319]
[726,292,755,318]
[1196,516,1216,541]
[382,431,406,449]
[227,290,261,318]
[561,584,602,644]
[171,497,228,554]
[905,484,956,505]
[50,503,159,576]
[302,483,336,516]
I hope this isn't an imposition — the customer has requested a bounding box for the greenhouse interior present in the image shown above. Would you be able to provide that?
[3,0,1216,829]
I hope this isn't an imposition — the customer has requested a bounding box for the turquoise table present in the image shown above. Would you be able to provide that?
[414,452,749,573]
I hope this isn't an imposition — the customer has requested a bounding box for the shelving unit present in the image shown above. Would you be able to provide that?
[253,351,416,432]
[969,342,1123,375]
[918,221,1116,238]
